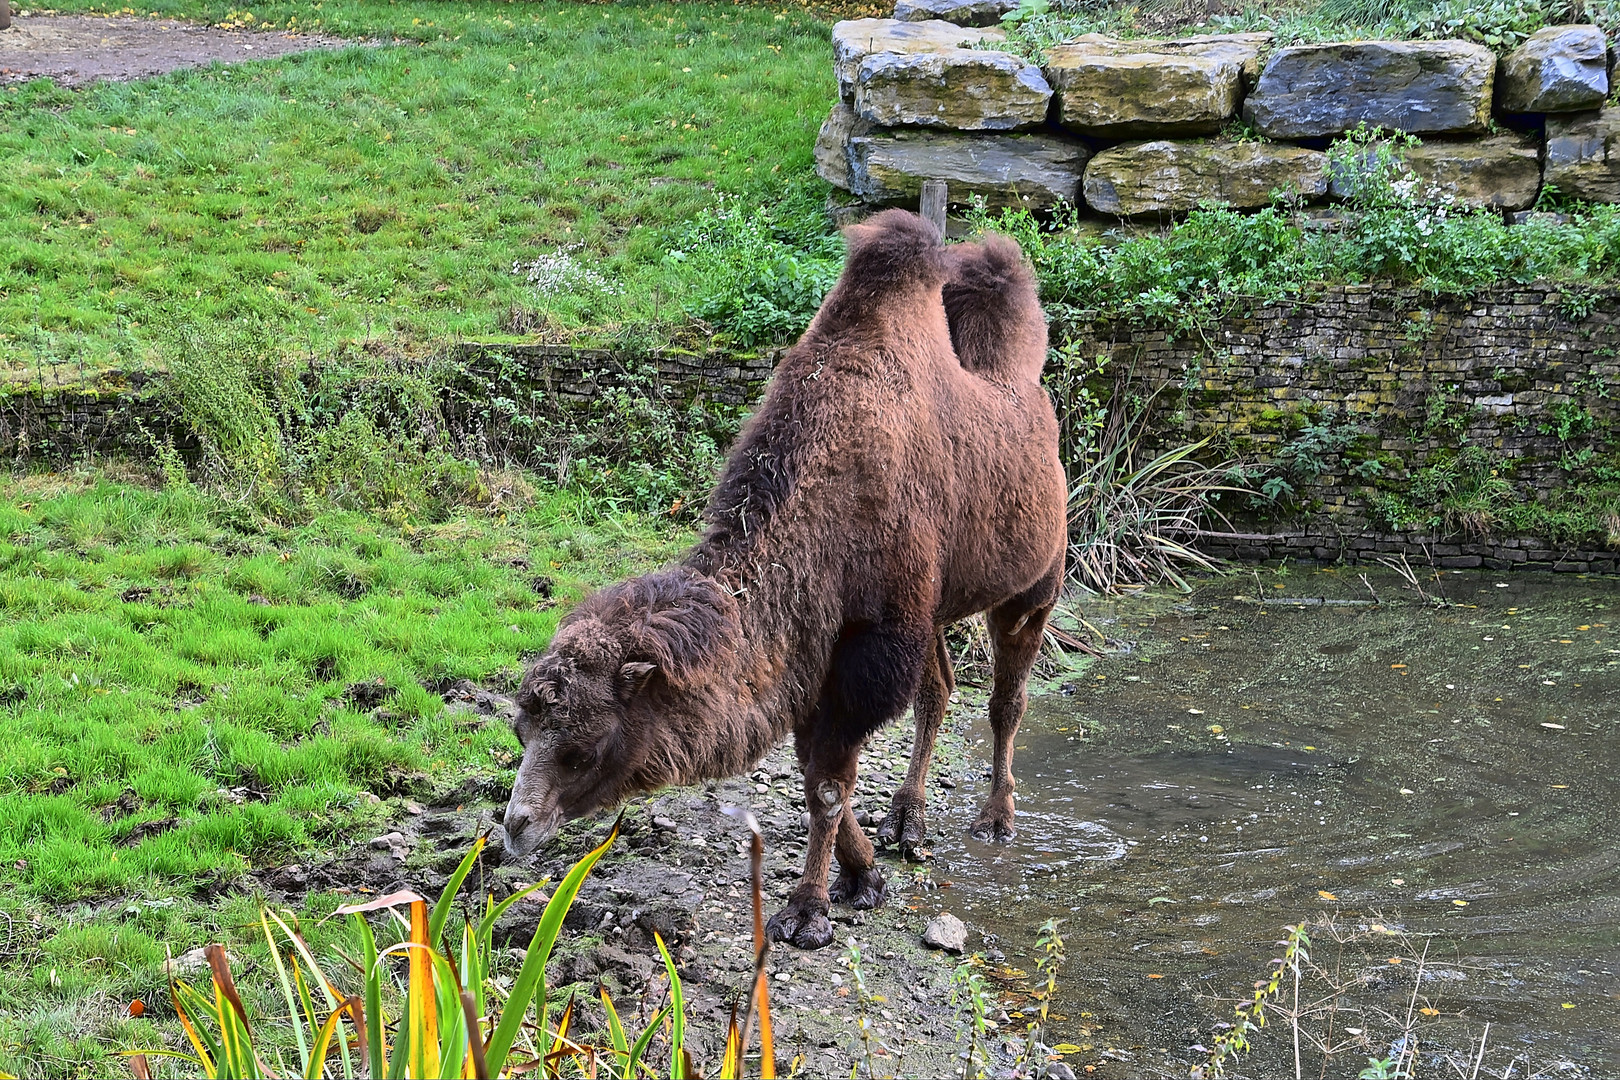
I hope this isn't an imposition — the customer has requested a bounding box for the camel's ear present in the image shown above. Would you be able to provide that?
[618,661,657,701]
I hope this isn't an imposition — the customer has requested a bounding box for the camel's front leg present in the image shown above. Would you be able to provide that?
[878,629,953,858]
[766,740,859,949]
[829,801,886,909]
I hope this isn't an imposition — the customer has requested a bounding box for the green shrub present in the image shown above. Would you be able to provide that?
[668,180,844,347]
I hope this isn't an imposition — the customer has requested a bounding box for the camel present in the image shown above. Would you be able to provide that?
[501,209,1066,949]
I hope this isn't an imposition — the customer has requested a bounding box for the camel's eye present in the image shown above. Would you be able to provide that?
[556,745,592,772]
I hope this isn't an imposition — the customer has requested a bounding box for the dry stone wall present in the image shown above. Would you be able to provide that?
[817,14,1620,215]
[5,293,1616,568]
[1063,284,1620,568]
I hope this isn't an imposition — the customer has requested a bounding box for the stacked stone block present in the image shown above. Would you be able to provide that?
[817,12,1620,215]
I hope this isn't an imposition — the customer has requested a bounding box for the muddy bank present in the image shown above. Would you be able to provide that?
[258,679,1020,1078]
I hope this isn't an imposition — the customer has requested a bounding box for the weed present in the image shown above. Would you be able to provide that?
[1276,408,1366,486]
[136,822,779,1078]
[1196,921,1311,1079]
[948,955,994,1080]
[1013,919,1066,1074]
[667,181,844,347]
[1538,400,1597,442]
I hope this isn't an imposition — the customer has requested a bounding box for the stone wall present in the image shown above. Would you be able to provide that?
[817,13,1620,215]
[1062,283,1620,567]
[6,291,1615,568]
[448,342,784,409]
[0,373,179,463]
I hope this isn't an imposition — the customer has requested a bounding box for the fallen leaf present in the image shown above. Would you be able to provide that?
[1317,890,1338,901]
[1419,1007,1439,1016]
[1452,899,1469,907]
[1391,663,1407,669]
[126,999,145,1017]
[1147,973,1164,979]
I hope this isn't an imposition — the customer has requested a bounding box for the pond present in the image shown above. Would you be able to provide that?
[916,566,1619,1077]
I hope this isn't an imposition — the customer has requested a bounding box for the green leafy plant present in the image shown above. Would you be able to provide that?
[128,820,779,1079]
[948,956,993,1080]
[1198,922,1312,1079]
[668,182,844,348]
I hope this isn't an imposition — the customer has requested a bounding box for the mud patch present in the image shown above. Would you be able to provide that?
[0,13,352,87]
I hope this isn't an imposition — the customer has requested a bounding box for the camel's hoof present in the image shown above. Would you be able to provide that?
[829,866,887,910]
[968,809,1016,843]
[765,897,835,950]
[876,795,928,858]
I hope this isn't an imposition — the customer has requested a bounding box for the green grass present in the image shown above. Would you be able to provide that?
[0,470,683,904]
[0,0,840,382]
[0,469,689,1075]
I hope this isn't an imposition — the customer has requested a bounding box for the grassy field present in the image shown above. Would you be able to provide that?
[0,469,689,1076]
[1,0,846,382]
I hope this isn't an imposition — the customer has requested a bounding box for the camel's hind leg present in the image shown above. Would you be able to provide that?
[970,564,1061,842]
[877,628,953,859]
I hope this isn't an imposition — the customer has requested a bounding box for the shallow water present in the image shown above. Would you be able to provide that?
[913,568,1620,1077]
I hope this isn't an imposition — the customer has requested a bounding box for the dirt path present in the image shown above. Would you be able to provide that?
[0,12,352,86]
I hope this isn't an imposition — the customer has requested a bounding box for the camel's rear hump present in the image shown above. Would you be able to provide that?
[942,233,1047,386]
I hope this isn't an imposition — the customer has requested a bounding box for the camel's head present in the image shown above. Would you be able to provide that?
[501,567,738,858]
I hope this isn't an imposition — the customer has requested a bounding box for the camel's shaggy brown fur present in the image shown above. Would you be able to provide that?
[504,209,1066,948]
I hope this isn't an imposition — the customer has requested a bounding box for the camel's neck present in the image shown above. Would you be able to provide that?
[664,550,827,783]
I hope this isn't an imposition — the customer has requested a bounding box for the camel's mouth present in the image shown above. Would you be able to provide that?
[500,802,562,858]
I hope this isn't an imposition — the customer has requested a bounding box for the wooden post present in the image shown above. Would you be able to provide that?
[920,179,947,237]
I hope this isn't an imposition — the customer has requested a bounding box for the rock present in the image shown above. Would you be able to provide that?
[1545,107,1620,203]
[1045,33,1268,138]
[923,912,969,954]
[1328,133,1542,209]
[546,950,601,987]
[164,947,211,976]
[832,17,1005,102]
[652,815,679,832]
[1244,40,1496,138]
[814,104,872,191]
[1497,25,1609,113]
[1508,209,1572,225]
[893,0,1017,27]
[1048,1064,1078,1080]
[590,944,658,984]
[369,832,405,850]
[849,129,1089,208]
[854,49,1051,131]
[1082,140,1328,215]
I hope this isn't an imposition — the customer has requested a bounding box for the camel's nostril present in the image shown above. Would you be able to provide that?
[503,806,531,837]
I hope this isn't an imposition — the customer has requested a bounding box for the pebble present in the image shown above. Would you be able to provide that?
[653,816,678,831]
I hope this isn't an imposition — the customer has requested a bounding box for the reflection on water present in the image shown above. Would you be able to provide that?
[902,568,1620,1077]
